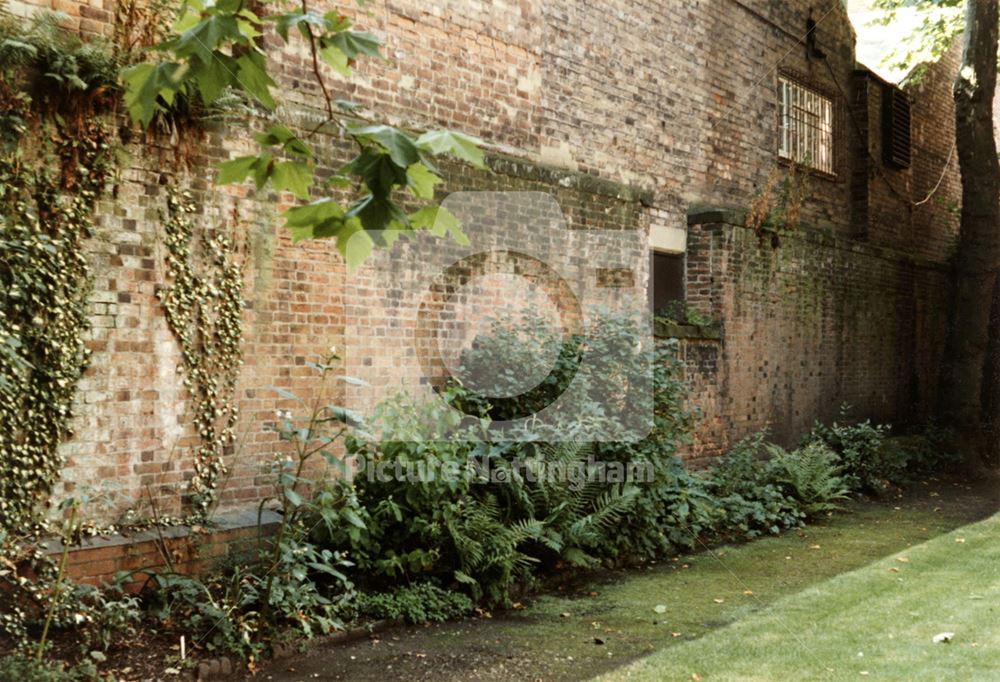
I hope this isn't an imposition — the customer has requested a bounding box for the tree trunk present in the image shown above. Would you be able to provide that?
[981,275,1000,465]
[938,0,1000,453]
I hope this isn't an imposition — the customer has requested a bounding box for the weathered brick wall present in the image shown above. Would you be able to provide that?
[3,0,965,522]
[684,209,951,453]
[853,44,962,262]
[54,124,654,521]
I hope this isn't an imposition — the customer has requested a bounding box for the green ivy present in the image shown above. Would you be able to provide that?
[0,9,121,652]
[0,14,118,533]
[158,190,244,514]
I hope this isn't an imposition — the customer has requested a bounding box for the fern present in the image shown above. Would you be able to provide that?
[522,443,639,568]
[766,442,849,516]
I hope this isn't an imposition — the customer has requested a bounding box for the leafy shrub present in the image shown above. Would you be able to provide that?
[319,310,699,605]
[888,422,956,474]
[147,569,259,658]
[457,311,703,560]
[803,407,903,492]
[0,655,97,682]
[504,442,641,569]
[327,396,540,607]
[0,9,119,94]
[68,583,142,652]
[708,431,805,538]
[354,583,474,624]
[143,353,358,660]
[765,441,849,516]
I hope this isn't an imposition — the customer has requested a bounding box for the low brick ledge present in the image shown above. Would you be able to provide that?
[41,509,281,587]
[653,320,722,340]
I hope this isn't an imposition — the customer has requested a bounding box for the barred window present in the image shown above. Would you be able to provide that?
[779,75,834,175]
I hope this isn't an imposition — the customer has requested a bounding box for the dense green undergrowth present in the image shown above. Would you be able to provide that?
[5,311,956,678]
[118,311,953,669]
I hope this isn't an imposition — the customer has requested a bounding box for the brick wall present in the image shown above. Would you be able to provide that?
[683,208,951,454]
[852,44,962,261]
[2,0,966,524]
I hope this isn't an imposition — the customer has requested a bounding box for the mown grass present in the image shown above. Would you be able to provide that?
[602,491,1000,681]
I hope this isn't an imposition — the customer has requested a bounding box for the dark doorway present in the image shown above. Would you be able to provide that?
[649,251,685,314]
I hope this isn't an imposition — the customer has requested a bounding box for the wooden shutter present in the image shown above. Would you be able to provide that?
[882,85,911,169]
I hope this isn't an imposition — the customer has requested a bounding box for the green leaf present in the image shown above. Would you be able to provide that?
[308,562,348,581]
[322,10,352,32]
[171,3,201,34]
[410,206,468,245]
[335,99,362,111]
[343,149,407,198]
[255,124,297,146]
[270,10,325,41]
[328,31,382,60]
[122,62,186,126]
[349,125,420,168]
[320,450,348,473]
[284,487,303,507]
[216,155,258,185]
[283,198,346,242]
[319,44,351,76]
[454,570,478,586]
[191,54,236,103]
[406,162,442,199]
[251,151,273,188]
[347,193,407,234]
[270,160,313,199]
[337,375,370,387]
[415,130,486,169]
[268,385,305,403]
[235,52,276,109]
[342,508,367,529]
[336,219,374,272]
[166,15,242,64]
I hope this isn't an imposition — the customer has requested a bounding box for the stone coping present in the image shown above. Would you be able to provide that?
[40,508,282,555]
[686,207,951,272]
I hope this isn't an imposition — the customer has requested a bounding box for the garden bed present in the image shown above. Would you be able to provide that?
[250,472,998,682]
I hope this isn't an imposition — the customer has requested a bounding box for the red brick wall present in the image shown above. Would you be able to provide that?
[2,0,965,523]
[684,209,951,453]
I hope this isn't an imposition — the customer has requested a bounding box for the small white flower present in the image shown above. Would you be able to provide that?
[328,345,338,355]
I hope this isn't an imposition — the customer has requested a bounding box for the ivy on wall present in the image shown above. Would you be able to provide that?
[159,191,244,515]
[0,11,118,534]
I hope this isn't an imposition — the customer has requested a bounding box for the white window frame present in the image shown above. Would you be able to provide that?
[779,75,835,175]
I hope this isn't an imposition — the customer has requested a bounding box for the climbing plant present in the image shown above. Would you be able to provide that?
[158,191,245,513]
[0,9,119,533]
[0,7,131,653]
[123,0,486,269]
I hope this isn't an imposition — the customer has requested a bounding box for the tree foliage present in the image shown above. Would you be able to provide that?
[123,0,486,268]
[870,0,965,80]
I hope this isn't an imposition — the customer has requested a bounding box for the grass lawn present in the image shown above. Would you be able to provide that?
[603,504,1000,681]
[256,477,997,681]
